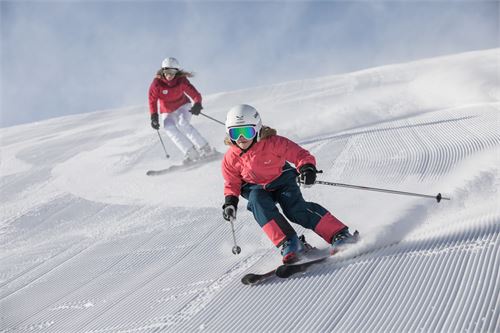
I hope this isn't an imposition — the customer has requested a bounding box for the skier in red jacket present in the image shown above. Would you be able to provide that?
[148,57,213,163]
[221,104,357,264]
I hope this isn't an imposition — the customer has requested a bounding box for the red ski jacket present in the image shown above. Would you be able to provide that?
[148,76,202,115]
[222,135,316,197]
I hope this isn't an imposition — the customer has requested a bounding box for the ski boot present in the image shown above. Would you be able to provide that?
[330,227,359,255]
[281,234,305,264]
[299,234,314,252]
[183,147,200,165]
[198,144,214,158]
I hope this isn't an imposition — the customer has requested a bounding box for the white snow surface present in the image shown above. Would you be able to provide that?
[1,49,499,332]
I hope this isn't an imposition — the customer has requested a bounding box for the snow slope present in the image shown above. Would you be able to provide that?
[1,49,499,332]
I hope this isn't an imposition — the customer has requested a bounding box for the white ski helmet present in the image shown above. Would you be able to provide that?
[225,104,262,139]
[161,57,180,69]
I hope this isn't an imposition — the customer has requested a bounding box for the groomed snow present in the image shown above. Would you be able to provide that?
[1,49,499,332]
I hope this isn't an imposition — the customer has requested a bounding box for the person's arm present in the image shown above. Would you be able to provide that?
[277,136,316,170]
[148,80,161,129]
[182,78,202,104]
[182,78,203,115]
[222,154,243,197]
[148,80,160,115]
[221,153,242,221]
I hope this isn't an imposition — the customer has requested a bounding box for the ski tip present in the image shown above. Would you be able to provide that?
[241,274,260,285]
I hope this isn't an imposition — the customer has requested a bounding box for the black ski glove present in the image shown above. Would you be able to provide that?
[222,195,239,221]
[189,103,203,116]
[151,113,160,130]
[299,164,317,187]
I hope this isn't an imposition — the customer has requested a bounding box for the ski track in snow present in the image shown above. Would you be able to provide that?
[0,49,499,332]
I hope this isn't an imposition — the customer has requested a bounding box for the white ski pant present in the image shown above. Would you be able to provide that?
[161,103,208,155]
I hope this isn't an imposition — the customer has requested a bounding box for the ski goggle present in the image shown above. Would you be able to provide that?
[228,125,257,141]
[162,68,178,75]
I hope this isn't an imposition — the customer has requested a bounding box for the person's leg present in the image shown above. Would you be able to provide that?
[241,184,296,247]
[274,171,347,244]
[162,111,195,155]
[176,104,209,150]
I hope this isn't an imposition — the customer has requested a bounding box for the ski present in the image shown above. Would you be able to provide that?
[242,231,359,285]
[275,230,359,279]
[241,255,329,285]
[241,254,329,285]
[241,269,277,285]
[146,152,222,176]
[275,256,330,278]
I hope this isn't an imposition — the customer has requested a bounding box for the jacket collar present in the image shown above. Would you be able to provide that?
[159,76,180,87]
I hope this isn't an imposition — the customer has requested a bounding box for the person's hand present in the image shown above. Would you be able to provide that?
[190,103,203,116]
[299,164,317,187]
[222,195,239,221]
[151,113,160,130]
[223,205,236,221]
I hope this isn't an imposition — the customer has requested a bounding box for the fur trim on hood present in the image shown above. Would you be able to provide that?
[224,126,277,146]
[155,69,195,79]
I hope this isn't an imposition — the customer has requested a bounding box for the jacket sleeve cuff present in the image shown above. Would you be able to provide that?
[298,163,316,173]
[224,195,239,207]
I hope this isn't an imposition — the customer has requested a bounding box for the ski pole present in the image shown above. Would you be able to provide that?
[200,112,225,126]
[314,180,450,203]
[229,216,242,255]
[156,130,170,159]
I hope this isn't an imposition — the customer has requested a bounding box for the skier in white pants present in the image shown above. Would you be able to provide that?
[148,57,213,163]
